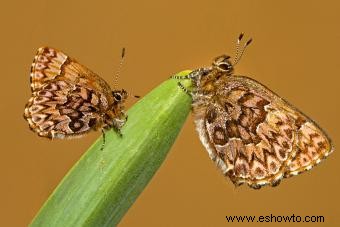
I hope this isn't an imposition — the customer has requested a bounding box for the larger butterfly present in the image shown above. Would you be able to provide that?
[173,34,334,189]
[24,47,128,147]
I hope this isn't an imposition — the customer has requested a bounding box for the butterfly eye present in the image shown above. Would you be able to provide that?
[218,63,231,71]
[113,93,122,101]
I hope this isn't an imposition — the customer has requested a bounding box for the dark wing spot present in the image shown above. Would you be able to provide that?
[66,97,84,109]
[255,168,264,177]
[276,121,284,126]
[262,148,270,154]
[235,163,247,176]
[282,141,290,149]
[224,102,234,114]
[271,179,281,187]
[238,93,255,105]
[250,132,262,144]
[237,125,253,144]
[250,184,262,189]
[44,83,57,91]
[239,107,253,128]
[74,87,81,93]
[79,103,97,112]
[88,118,97,128]
[35,97,44,102]
[225,120,240,138]
[217,151,226,160]
[269,162,278,172]
[279,149,287,160]
[256,98,270,107]
[213,126,228,145]
[32,115,42,123]
[317,141,326,149]
[69,120,84,132]
[87,105,98,112]
[206,108,217,123]
[284,129,293,139]
[295,116,306,129]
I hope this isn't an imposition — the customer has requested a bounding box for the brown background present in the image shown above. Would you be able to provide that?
[1,0,339,226]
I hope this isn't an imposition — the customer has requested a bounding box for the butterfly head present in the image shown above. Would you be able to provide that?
[112,89,128,104]
[211,33,253,75]
[212,55,234,74]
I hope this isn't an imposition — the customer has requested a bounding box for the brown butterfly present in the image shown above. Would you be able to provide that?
[173,34,334,189]
[24,47,129,148]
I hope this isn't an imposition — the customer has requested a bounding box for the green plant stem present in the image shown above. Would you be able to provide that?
[30,71,192,227]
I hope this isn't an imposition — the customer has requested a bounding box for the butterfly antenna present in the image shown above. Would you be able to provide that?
[233,33,244,64]
[113,47,125,88]
[113,48,140,99]
[233,34,252,66]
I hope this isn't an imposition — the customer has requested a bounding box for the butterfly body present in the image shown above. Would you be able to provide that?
[24,47,128,140]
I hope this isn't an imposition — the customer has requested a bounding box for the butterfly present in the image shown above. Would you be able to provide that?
[172,34,334,189]
[24,47,129,148]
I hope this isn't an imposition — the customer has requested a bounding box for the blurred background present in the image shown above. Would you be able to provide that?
[1,0,339,226]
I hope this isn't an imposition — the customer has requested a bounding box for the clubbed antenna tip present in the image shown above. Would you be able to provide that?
[246,38,253,46]
[233,33,252,66]
[121,48,126,58]
[238,33,244,42]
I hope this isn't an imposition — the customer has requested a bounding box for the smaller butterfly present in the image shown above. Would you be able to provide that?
[24,47,129,149]
[172,34,334,189]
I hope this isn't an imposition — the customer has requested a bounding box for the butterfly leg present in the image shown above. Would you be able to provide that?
[114,128,123,137]
[115,127,123,137]
[101,128,106,151]
[112,118,126,137]
[171,68,210,80]
[173,68,210,96]
[177,82,193,96]
[122,110,128,121]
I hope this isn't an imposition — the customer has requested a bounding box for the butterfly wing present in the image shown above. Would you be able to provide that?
[24,80,105,139]
[193,75,333,189]
[30,47,68,91]
[30,47,114,102]
[25,47,113,138]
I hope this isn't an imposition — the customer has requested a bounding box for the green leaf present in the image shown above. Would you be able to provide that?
[30,70,192,227]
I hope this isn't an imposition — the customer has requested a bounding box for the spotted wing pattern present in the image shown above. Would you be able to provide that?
[193,76,333,189]
[24,47,113,139]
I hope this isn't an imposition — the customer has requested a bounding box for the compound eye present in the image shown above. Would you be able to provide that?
[113,93,122,101]
[218,63,231,71]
